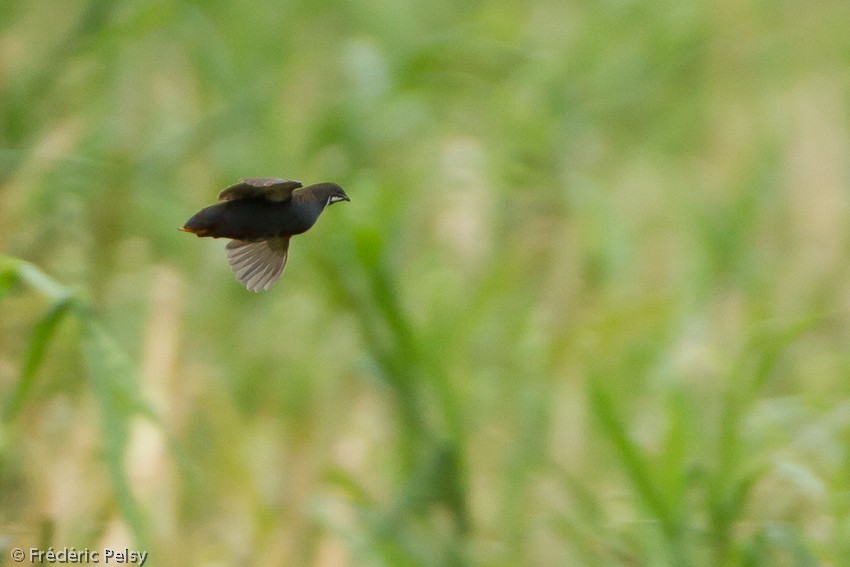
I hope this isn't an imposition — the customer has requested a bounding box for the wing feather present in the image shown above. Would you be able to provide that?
[225,237,290,292]
[218,178,303,202]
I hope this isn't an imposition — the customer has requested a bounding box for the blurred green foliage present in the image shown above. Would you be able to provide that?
[2,0,850,565]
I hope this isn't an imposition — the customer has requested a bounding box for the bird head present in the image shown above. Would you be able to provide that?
[323,183,350,206]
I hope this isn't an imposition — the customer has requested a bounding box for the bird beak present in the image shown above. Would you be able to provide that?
[328,195,350,204]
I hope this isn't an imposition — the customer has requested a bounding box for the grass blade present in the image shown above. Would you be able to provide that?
[590,379,686,565]
[80,318,151,549]
[2,296,76,423]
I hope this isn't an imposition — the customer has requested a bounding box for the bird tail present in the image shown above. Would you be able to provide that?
[178,225,211,236]
[180,205,223,237]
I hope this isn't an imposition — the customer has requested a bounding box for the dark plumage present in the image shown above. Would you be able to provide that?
[180,177,349,291]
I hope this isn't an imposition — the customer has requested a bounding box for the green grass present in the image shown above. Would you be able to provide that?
[2,1,850,565]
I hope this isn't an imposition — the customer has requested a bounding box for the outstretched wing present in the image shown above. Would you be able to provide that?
[218,178,303,202]
[225,237,290,292]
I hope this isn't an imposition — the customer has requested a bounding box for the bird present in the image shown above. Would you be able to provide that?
[179,177,349,292]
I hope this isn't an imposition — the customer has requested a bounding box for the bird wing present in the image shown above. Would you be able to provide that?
[218,178,303,202]
[225,237,290,292]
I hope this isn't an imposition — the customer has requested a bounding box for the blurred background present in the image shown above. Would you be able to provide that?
[2,1,850,565]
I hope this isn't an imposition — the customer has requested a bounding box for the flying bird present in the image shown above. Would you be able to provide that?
[180,177,349,291]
